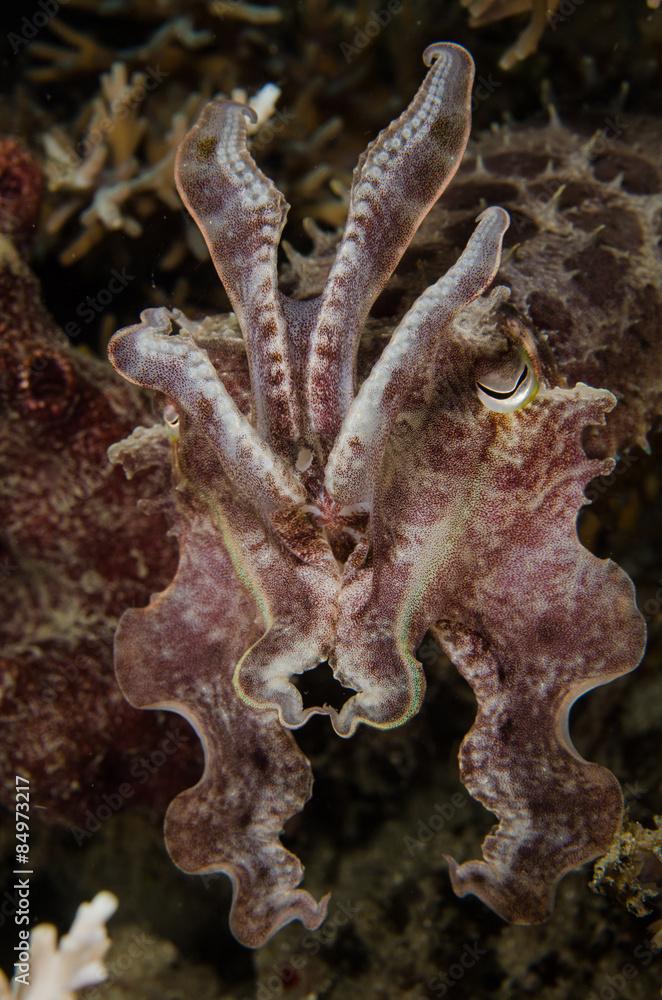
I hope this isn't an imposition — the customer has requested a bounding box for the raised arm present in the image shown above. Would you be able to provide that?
[306,42,475,448]
[175,100,300,456]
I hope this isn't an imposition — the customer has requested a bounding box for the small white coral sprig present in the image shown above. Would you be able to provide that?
[0,892,117,1000]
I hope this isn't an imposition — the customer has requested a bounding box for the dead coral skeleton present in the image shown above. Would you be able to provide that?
[592,815,662,942]
[40,60,282,265]
[209,0,284,24]
[462,0,561,70]
[0,892,117,999]
[28,15,213,82]
[29,1,389,265]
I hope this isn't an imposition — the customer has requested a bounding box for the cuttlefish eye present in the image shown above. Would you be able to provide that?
[476,352,538,413]
[163,402,180,437]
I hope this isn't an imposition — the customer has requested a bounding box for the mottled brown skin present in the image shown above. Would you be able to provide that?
[325,302,646,920]
[380,338,643,920]
[0,138,43,241]
[0,142,197,823]
[399,116,662,458]
[108,46,646,942]
[290,115,662,459]
[112,400,329,947]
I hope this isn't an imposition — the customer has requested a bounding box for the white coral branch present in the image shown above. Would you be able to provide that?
[0,892,117,1000]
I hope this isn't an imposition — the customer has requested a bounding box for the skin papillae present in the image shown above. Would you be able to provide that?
[108,43,646,945]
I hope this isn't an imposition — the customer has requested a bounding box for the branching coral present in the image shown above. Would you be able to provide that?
[41,58,286,267]
[29,1,441,275]
[108,43,645,945]
[461,0,561,70]
[41,60,205,265]
[28,15,214,82]
[462,0,661,70]
[0,892,117,999]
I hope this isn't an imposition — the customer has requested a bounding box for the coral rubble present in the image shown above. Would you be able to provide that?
[592,815,662,930]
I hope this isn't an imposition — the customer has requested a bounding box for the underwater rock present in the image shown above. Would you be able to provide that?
[0,140,199,824]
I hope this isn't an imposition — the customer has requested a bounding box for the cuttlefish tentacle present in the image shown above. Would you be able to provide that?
[175,99,300,455]
[306,42,476,448]
[326,206,510,509]
[108,307,305,516]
